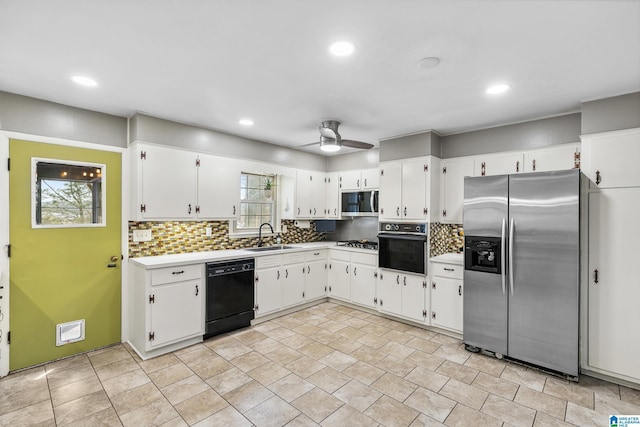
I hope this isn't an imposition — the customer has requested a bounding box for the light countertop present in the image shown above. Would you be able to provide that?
[430,252,464,265]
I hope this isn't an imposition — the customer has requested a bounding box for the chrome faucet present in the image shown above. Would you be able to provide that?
[257,222,274,247]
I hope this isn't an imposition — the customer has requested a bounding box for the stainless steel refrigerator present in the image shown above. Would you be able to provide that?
[463,169,580,378]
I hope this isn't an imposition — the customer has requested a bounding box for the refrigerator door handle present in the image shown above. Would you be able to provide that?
[509,217,515,295]
[501,218,507,294]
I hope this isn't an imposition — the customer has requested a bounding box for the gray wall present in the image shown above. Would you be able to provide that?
[0,91,127,147]
[379,131,440,162]
[131,114,327,171]
[326,149,379,171]
[440,113,581,159]
[325,217,379,242]
[581,92,640,135]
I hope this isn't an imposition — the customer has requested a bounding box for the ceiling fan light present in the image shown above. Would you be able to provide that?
[320,136,341,152]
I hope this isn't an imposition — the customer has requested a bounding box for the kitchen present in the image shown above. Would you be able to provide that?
[1,1,640,426]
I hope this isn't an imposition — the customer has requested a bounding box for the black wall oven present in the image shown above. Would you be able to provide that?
[378,222,428,275]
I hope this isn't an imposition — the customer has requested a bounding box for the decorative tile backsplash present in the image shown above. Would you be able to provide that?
[128,220,325,258]
[430,223,464,257]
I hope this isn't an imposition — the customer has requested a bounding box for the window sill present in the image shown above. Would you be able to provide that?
[228,230,280,239]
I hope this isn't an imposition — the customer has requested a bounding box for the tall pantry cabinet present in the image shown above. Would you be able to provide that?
[581,127,640,384]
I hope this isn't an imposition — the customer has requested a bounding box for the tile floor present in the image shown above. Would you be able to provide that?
[1,301,639,426]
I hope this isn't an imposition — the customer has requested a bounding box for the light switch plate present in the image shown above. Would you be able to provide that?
[133,229,152,242]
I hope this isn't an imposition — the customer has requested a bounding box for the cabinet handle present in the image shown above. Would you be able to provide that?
[195,285,199,296]
[404,207,407,216]
[313,208,316,215]
[403,276,407,286]
[432,281,436,289]
[595,170,601,185]
[188,204,192,215]
[277,270,280,280]
[334,208,337,215]
[516,160,520,172]
[172,270,185,275]
[298,207,301,215]
[481,161,486,176]
[357,179,360,187]
[346,265,349,274]
[353,267,357,276]
[285,269,288,278]
[364,178,367,187]
[444,267,455,272]
[396,207,400,217]
[233,205,236,215]
[594,269,599,284]
[458,285,462,296]
[532,159,536,171]
[396,275,400,284]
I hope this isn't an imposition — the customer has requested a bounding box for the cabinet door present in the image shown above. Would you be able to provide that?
[474,153,524,177]
[377,270,401,315]
[401,274,426,323]
[282,263,306,308]
[339,170,362,190]
[140,145,197,219]
[295,171,312,218]
[150,280,202,348]
[588,189,640,380]
[350,263,377,308]
[305,259,327,300]
[431,277,463,333]
[441,158,474,223]
[311,171,326,218]
[325,172,340,218]
[255,267,282,317]
[328,259,350,301]
[379,162,402,219]
[362,169,379,189]
[523,144,580,173]
[197,153,240,219]
[582,129,640,188]
[402,159,427,219]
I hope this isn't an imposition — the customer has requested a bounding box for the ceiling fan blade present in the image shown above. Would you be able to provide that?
[341,139,374,149]
[318,126,338,140]
[299,141,321,147]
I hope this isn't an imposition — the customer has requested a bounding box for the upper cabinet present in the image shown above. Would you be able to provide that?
[197,153,240,219]
[338,168,379,190]
[325,172,340,218]
[581,128,640,188]
[131,143,198,220]
[130,142,241,221]
[474,152,524,176]
[380,157,439,221]
[523,143,580,173]
[295,170,326,218]
[440,157,474,224]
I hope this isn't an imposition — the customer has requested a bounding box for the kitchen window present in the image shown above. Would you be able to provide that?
[231,172,278,235]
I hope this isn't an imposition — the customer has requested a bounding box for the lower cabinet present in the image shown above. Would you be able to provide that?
[305,250,328,301]
[378,270,428,323]
[255,255,284,318]
[430,261,464,334]
[328,249,377,307]
[128,263,204,359]
[282,254,306,308]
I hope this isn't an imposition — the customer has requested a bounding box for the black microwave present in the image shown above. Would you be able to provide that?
[341,191,378,217]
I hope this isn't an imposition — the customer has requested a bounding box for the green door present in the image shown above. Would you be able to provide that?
[9,139,122,370]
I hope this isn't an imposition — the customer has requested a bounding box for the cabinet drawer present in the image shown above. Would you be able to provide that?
[256,255,282,269]
[329,249,351,262]
[431,262,463,280]
[351,252,377,266]
[305,249,327,262]
[152,264,203,286]
[283,252,305,265]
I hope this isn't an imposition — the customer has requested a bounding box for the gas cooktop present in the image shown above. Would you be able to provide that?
[336,240,378,250]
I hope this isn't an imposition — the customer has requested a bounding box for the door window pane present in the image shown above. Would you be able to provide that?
[32,159,106,227]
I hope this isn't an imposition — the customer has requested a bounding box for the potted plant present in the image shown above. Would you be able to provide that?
[263,177,273,199]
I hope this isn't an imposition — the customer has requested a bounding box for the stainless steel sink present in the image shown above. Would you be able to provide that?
[245,245,296,252]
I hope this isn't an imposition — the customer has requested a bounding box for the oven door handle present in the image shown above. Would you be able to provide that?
[377,233,427,242]
[501,218,506,295]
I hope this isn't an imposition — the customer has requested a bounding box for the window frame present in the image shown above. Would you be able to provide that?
[229,172,280,238]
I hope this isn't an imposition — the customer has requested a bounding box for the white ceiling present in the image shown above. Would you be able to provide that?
[1,1,639,155]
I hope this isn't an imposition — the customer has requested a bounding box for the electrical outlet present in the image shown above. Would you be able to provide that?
[205,227,212,237]
[282,225,288,233]
[133,229,152,242]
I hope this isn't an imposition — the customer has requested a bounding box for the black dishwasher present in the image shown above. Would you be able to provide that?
[205,258,255,339]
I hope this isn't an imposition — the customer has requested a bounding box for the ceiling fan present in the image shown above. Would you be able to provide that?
[305,120,374,153]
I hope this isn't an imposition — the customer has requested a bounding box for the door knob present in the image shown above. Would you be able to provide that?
[110,255,119,262]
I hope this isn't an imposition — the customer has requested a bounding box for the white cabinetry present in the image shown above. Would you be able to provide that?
[282,253,306,308]
[430,260,464,334]
[131,143,198,220]
[128,263,204,359]
[474,152,523,176]
[296,170,326,218]
[581,128,640,188]
[305,250,328,301]
[587,188,640,382]
[255,255,283,317]
[378,270,428,324]
[339,169,379,190]
[379,157,439,221]
[362,169,380,189]
[327,250,377,307]
[197,153,240,219]
[328,250,351,301]
[325,172,340,218]
[440,157,474,224]
[523,143,580,173]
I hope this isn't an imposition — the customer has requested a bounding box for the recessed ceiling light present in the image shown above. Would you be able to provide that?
[238,119,254,126]
[71,75,98,87]
[329,41,356,56]
[486,84,510,95]
[417,57,440,69]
